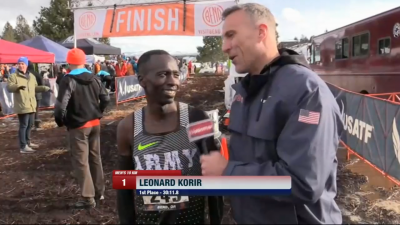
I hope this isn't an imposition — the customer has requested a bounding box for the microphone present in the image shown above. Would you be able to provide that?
[186,119,216,154]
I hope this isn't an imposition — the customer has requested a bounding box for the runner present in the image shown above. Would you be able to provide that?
[116,50,223,224]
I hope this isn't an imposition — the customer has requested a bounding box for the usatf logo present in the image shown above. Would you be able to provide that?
[234,94,243,103]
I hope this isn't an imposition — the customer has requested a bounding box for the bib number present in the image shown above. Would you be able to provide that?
[142,196,189,211]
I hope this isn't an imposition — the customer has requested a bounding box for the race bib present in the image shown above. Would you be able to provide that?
[142,196,190,211]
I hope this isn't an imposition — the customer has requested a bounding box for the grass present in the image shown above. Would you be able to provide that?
[40,121,57,129]
[45,148,69,157]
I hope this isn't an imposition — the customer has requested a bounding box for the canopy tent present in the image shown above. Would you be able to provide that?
[86,55,105,64]
[0,39,55,63]
[61,36,121,55]
[20,35,91,64]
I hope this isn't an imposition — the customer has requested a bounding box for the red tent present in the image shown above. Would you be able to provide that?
[0,39,55,63]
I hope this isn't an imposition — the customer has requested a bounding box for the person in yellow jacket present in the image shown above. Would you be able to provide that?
[7,57,51,153]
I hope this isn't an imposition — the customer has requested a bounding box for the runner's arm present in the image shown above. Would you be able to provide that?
[116,114,136,224]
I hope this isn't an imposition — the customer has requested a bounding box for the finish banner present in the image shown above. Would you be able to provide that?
[327,82,400,181]
[74,0,235,39]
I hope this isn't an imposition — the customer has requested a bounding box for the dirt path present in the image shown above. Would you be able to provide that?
[1,75,400,224]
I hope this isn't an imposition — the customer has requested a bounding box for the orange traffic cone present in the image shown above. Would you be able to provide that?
[223,110,230,126]
[220,137,229,160]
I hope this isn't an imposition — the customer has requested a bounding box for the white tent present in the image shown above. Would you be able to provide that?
[86,55,106,64]
[224,63,246,110]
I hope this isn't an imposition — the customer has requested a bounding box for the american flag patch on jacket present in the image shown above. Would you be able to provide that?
[298,109,320,125]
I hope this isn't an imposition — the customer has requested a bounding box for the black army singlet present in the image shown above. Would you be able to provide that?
[132,103,205,224]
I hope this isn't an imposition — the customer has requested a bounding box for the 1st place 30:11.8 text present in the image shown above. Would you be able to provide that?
[137,190,180,195]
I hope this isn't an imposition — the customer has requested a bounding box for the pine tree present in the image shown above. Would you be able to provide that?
[14,15,34,42]
[196,36,227,63]
[33,0,74,42]
[1,22,16,42]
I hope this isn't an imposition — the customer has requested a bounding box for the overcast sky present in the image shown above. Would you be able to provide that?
[1,0,399,54]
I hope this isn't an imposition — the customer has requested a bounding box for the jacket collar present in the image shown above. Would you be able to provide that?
[16,69,30,78]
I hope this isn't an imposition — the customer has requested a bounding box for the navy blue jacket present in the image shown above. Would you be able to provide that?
[224,49,343,224]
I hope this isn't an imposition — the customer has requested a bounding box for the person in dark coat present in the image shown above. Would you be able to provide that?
[27,61,44,129]
[56,66,67,86]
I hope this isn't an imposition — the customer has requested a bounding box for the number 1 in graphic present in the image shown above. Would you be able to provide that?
[122,179,126,186]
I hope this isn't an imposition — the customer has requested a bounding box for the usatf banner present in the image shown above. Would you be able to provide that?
[115,76,145,103]
[327,82,400,181]
[74,0,235,39]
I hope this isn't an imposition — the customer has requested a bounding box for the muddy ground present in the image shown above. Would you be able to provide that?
[0,75,400,224]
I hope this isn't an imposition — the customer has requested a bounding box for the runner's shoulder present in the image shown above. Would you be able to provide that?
[117,112,135,140]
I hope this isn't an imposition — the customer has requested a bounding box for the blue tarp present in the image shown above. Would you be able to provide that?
[20,35,91,64]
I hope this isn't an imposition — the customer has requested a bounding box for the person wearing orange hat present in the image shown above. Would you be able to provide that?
[54,48,110,209]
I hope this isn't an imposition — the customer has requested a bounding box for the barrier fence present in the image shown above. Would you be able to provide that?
[222,77,400,185]
[328,83,400,185]
[114,71,188,106]
[0,78,58,118]
[0,71,189,116]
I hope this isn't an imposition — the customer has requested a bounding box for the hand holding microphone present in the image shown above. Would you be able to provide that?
[186,118,229,176]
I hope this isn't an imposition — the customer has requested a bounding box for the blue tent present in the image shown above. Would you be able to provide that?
[20,35,91,64]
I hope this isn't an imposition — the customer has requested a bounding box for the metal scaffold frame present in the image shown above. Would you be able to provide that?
[69,0,221,10]
[69,0,239,47]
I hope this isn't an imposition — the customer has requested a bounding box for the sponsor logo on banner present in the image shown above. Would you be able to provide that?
[79,12,96,30]
[116,76,145,103]
[118,80,141,96]
[194,1,235,36]
[73,1,235,38]
[392,118,400,164]
[202,5,223,27]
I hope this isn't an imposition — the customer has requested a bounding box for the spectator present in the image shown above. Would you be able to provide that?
[106,62,116,92]
[27,60,44,130]
[54,48,110,208]
[56,67,67,85]
[7,57,51,153]
[94,60,101,74]
[100,61,107,71]
[126,60,134,75]
[97,70,113,91]
[115,57,127,77]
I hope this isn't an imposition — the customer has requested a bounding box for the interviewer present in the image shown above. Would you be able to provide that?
[200,3,343,224]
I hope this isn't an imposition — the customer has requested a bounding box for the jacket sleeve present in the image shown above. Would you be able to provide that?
[223,87,341,204]
[35,84,50,92]
[95,78,110,113]
[6,74,21,93]
[54,77,74,127]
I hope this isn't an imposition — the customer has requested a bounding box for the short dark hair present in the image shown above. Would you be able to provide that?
[137,50,171,75]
